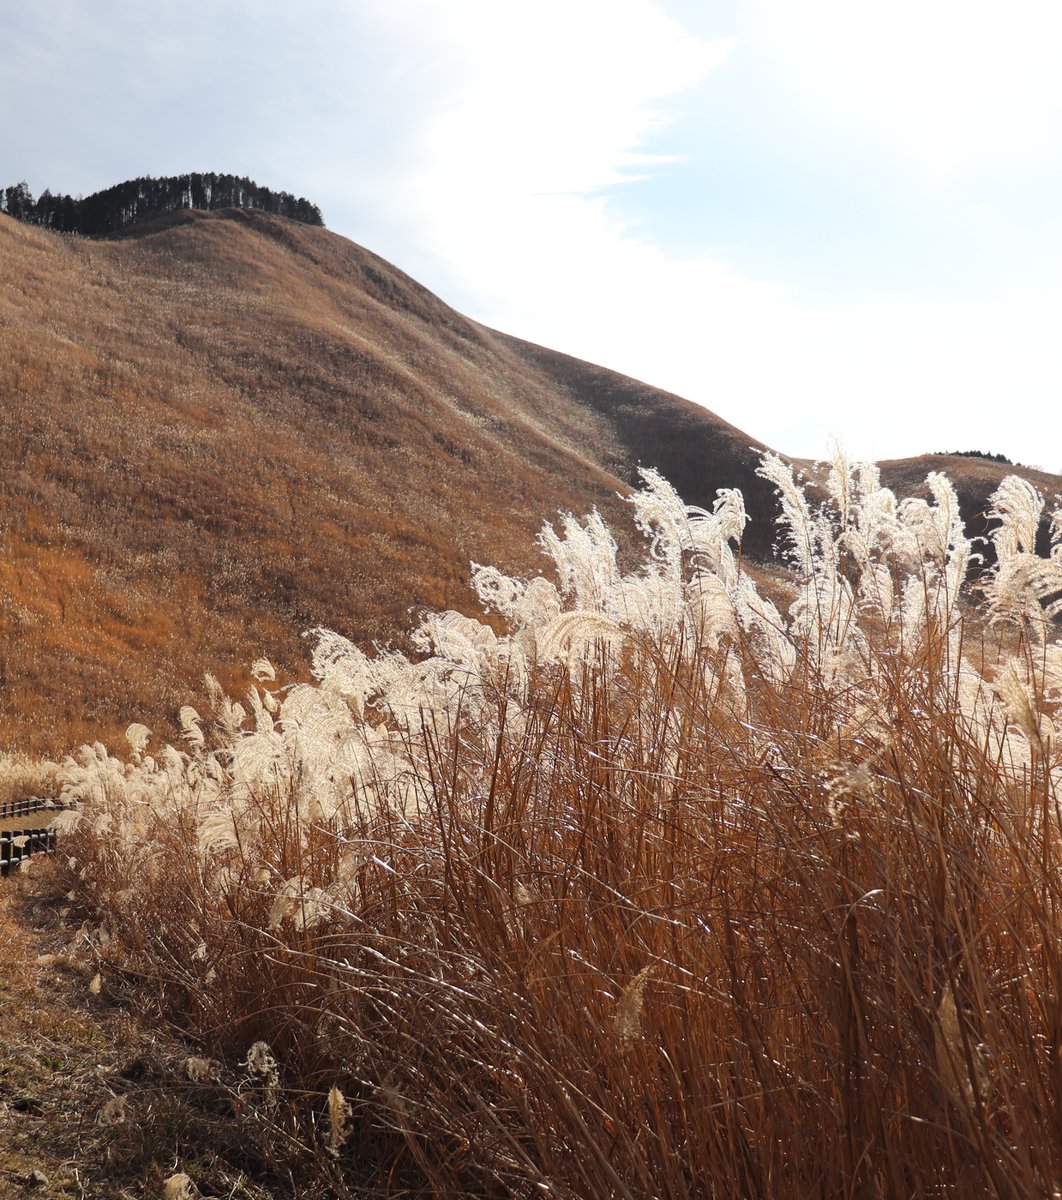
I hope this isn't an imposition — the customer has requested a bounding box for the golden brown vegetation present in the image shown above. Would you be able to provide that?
[1,208,634,756]
[2,209,1056,760]
[0,751,57,811]
[46,457,1062,1197]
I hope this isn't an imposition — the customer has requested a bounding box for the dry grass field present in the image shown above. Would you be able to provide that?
[1,208,634,756]
[42,452,1062,1197]
[6,206,1062,1197]
[4,208,1054,759]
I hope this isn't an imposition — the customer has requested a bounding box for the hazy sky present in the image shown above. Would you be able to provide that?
[4,0,1062,470]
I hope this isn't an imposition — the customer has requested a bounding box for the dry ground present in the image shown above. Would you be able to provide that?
[0,879,286,1200]
[0,878,143,1199]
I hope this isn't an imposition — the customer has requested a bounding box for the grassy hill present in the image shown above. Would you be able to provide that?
[0,209,765,755]
[1,206,1057,756]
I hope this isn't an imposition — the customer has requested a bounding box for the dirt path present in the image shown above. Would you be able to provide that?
[0,813,56,835]
[0,882,278,1200]
[0,881,162,1199]
[0,884,107,1197]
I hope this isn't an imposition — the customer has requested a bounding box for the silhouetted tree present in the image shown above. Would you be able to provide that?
[2,181,32,220]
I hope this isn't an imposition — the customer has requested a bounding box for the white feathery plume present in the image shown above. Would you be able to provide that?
[607,570,681,643]
[996,661,1052,755]
[731,574,796,685]
[412,609,497,665]
[989,475,1043,562]
[825,440,853,529]
[536,611,625,665]
[684,573,737,652]
[125,723,151,758]
[985,554,1062,634]
[51,808,83,835]
[857,562,895,624]
[231,728,286,795]
[628,467,690,573]
[179,706,204,749]
[215,697,246,740]
[538,509,619,611]
[197,808,241,857]
[1050,505,1062,562]
[251,657,276,682]
[690,487,746,588]
[471,562,526,618]
[204,672,226,713]
[307,628,381,715]
[246,685,274,733]
[928,472,971,612]
[511,576,562,631]
[757,453,817,576]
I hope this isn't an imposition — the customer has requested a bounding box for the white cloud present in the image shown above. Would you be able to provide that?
[349,2,1061,471]
[748,0,1062,174]
[340,1,1060,472]
[349,0,729,244]
[348,3,751,367]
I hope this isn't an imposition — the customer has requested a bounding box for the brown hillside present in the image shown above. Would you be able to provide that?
[3,208,1059,758]
[0,208,767,757]
[878,454,1062,559]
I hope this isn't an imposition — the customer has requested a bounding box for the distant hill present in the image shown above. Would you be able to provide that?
[1,204,1057,755]
[0,207,767,754]
[877,454,1062,562]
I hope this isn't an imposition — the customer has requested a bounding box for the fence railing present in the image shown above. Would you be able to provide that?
[0,827,58,876]
[0,798,61,876]
[0,796,54,822]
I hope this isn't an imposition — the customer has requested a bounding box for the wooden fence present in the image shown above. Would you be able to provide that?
[0,827,58,876]
[0,796,55,822]
[0,797,60,876]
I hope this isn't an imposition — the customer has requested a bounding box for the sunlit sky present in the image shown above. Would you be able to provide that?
[4,0,1062,470]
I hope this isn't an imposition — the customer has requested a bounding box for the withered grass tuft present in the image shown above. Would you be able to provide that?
[47,455,1062,1197]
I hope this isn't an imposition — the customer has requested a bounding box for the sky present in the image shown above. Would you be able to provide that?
[3,0,1062,471]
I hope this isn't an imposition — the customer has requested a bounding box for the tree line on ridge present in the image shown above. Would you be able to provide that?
[1,173,324,235]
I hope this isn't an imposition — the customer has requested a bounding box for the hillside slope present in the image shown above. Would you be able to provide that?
[878,454,1062,557]
[0,209,769,755]
[2,208,1058,756]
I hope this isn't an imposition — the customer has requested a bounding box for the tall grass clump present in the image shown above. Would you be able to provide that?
[0,750,58,808]
[52,453,1062,1197]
